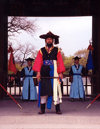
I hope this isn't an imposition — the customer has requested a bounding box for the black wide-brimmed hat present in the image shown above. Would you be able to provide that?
[25,57,34,62]
[73,56,81,60]
[39,31,59,44]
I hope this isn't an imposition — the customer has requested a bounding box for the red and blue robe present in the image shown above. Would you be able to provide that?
[33,46,65,109]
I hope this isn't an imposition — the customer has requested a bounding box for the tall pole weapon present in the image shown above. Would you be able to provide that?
[0,76,61,110]
[0,83,23,110]
[86,94,100,109]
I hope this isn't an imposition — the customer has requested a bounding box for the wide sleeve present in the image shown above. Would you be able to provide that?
[69,67,73,76]
[33,71,37,77]
[82,66,87,76]
[57,50,66,73]
[32,50,43,72]
[20,68,25,77]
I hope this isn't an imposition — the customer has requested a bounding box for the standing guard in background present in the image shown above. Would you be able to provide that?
[33,31,65,114]
[21,57,37,101]
[69,56,86,102]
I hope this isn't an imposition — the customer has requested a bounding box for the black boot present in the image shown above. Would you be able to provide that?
[38,104,45,114]
[70,98,74,102]
[55,104,62,114]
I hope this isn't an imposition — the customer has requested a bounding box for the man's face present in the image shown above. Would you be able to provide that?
[74,59,79,64]
[45,37,53,44]
[27,61,32,66]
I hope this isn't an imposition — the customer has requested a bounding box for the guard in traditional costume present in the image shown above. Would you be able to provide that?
[33,31,65,114]
[69,56,86,101]
[21,57,37,101]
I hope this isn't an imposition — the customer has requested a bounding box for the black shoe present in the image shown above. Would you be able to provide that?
[56,110,62,114]
[38,104,45,114]
[55,104,62,114]
[38,111,45,114]
[70,98,74,102]
[79,98,85,102]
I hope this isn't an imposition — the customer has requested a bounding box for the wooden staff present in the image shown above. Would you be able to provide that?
[33,76,60,79]
[0,83,23,110]
[86,94,100,109]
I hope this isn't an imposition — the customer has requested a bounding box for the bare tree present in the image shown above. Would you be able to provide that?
[13,43,38,67]
[8,16,38,68]
[8,16,37,37]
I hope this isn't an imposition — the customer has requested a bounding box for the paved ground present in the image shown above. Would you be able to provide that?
[0,97,100,129]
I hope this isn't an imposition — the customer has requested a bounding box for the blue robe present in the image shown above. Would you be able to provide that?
[38,60,54,109]
[21,67,37,100]
[70,65,85,99]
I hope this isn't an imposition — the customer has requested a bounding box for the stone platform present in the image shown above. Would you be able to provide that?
[0,97,100,129]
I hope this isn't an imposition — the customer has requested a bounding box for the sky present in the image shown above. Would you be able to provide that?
[9,16,92,57]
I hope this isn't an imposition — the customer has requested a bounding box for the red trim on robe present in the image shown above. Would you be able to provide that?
[33,49,65,73]
[57,51,66,73]
[32,50,43,72]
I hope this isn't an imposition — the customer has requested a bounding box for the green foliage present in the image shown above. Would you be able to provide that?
[61,49,89,74]
[74,49,89,60]
[15,63,24,71]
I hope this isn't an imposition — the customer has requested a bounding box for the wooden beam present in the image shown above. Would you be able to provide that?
[0,0,8,99]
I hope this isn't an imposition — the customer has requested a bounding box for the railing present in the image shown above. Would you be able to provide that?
[7,74,93,96]
[62,75,93,96]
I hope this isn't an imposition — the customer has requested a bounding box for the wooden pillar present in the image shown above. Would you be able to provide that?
[92,16,100,95]
[0,1,8,99]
